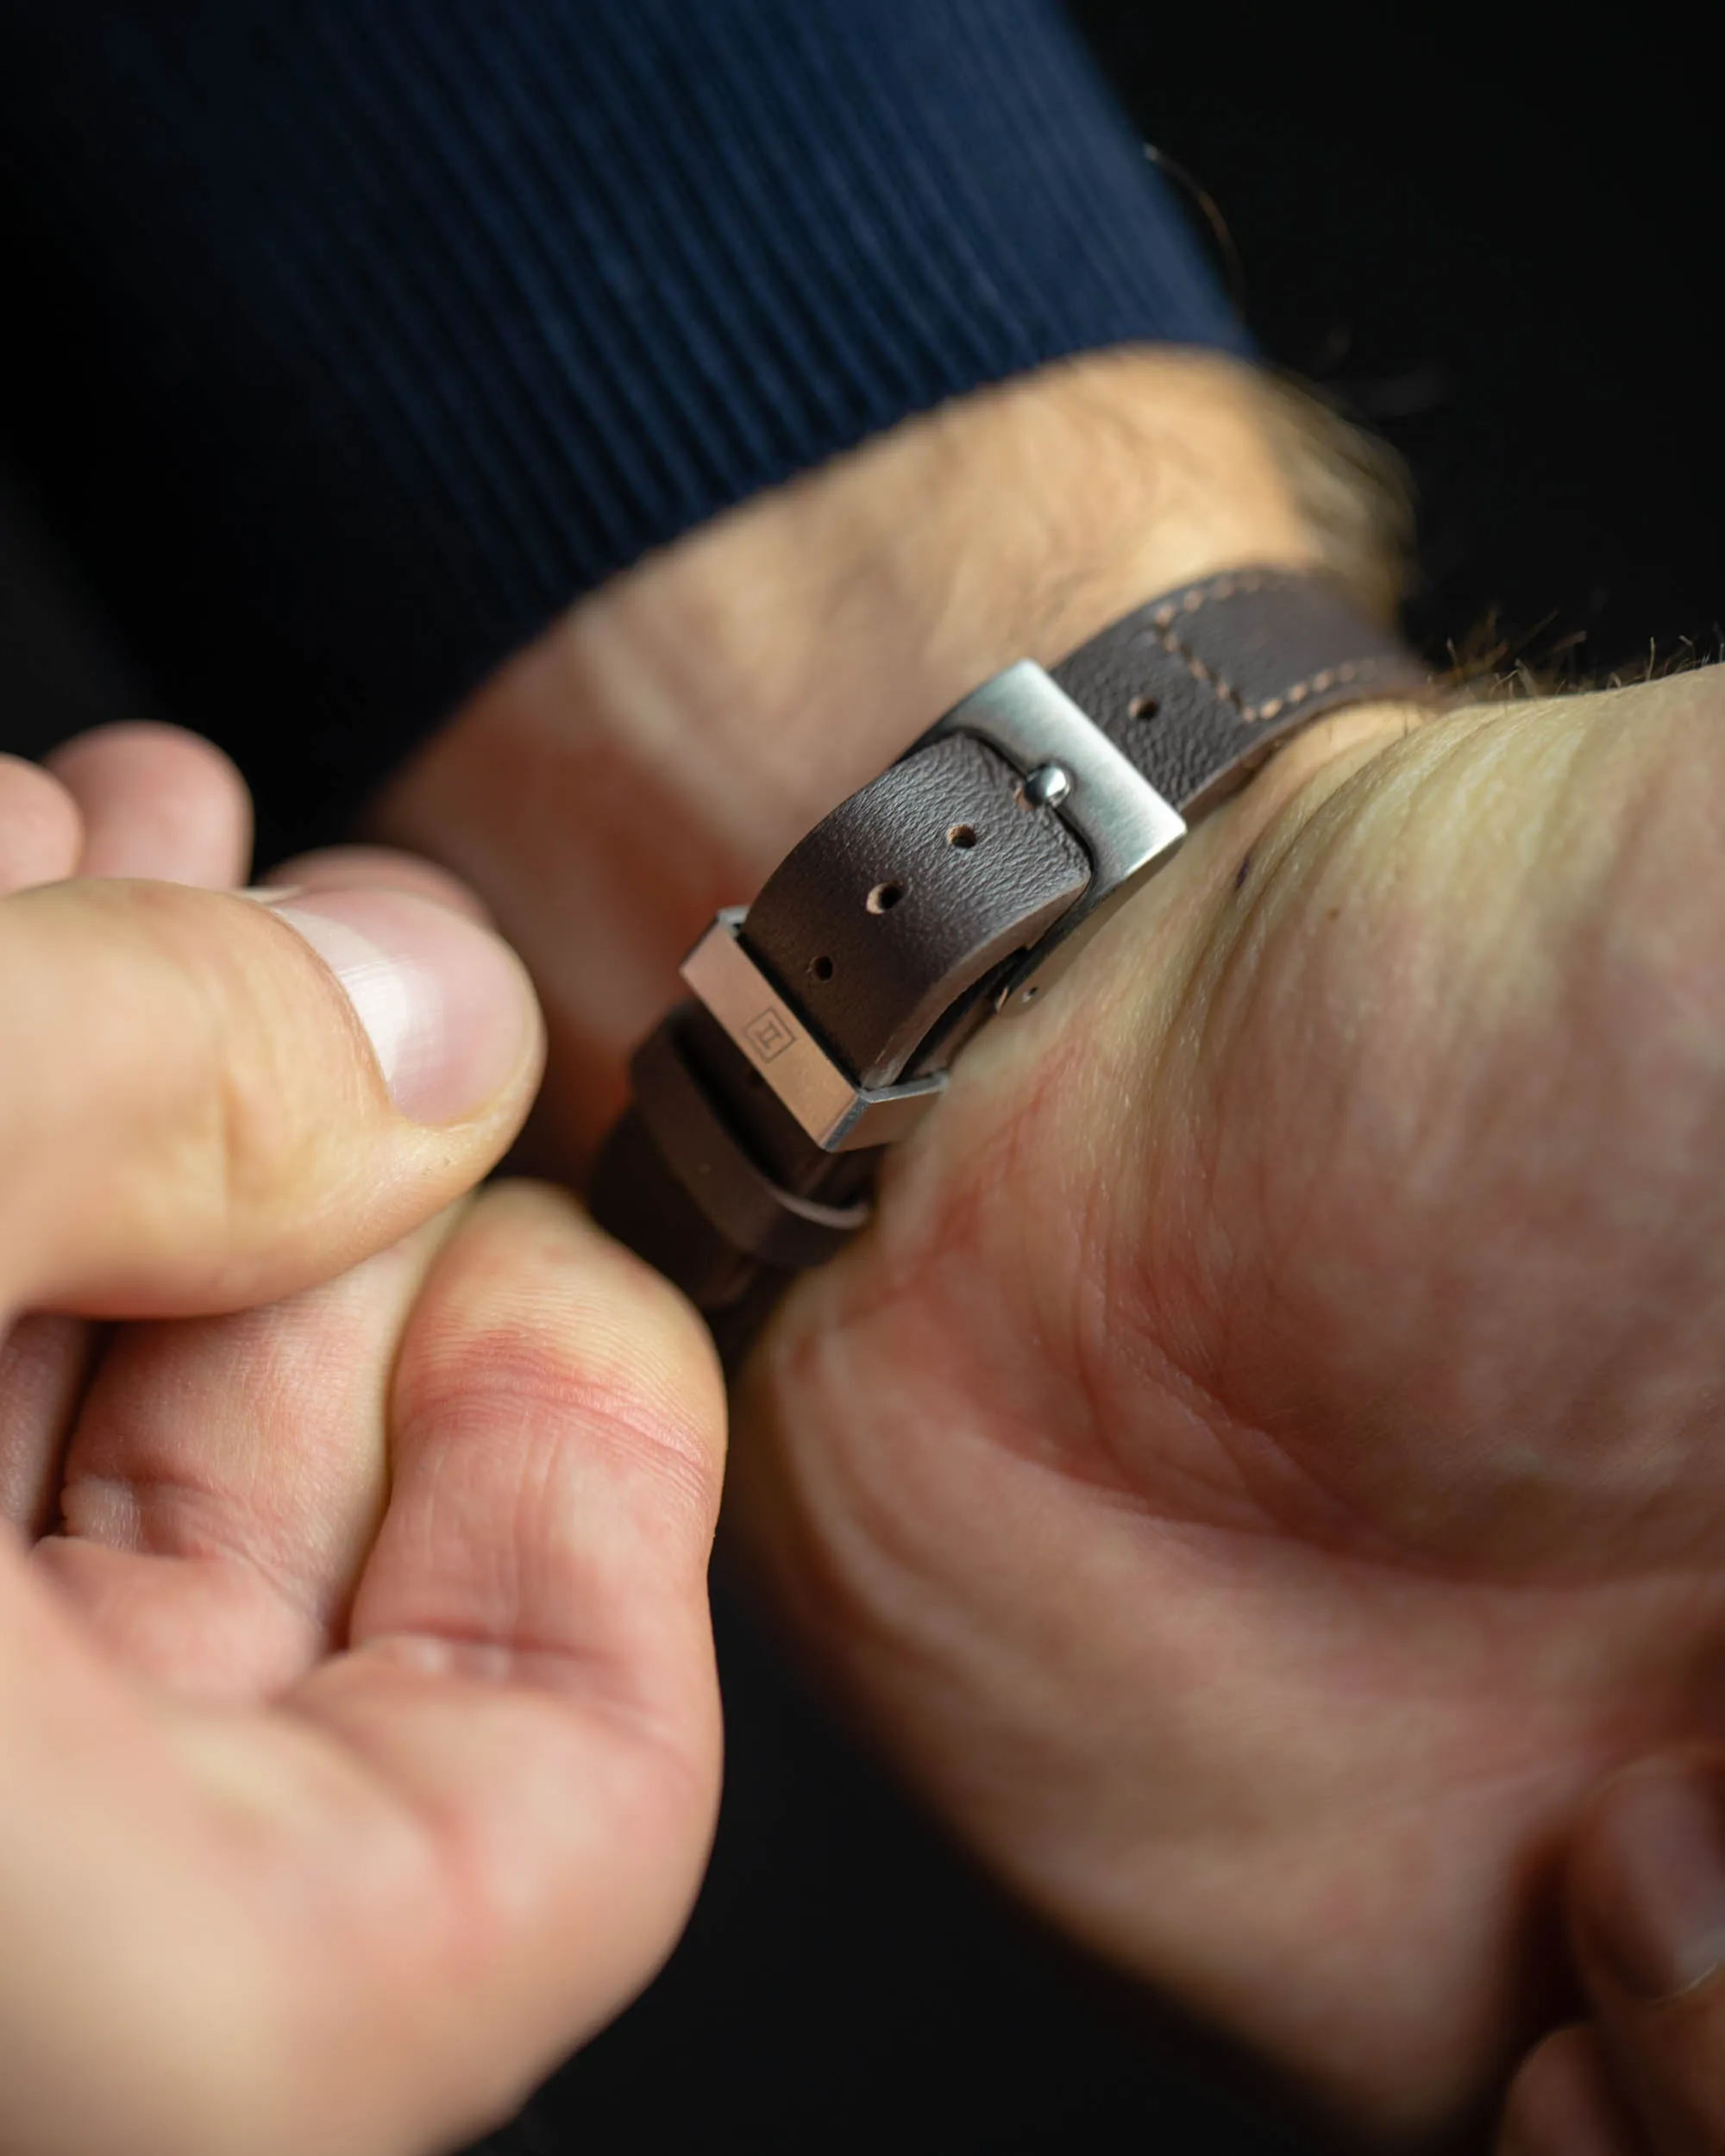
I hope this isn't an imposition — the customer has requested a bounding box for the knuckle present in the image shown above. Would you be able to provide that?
[117,886,359,1255]
[0,879,386,1306]
[399,1319,723,1534]
[164,903,332,1219]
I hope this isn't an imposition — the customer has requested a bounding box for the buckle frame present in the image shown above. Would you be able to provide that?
[921,661,1187,1014]
[681,910,947,1153]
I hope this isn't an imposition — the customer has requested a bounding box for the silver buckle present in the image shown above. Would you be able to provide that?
[923,661,1187,1014]
[682,661,1181,1151]
[681,910,946,1153]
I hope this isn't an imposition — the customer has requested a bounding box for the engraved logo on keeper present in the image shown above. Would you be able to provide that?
[745,1007,797,1063]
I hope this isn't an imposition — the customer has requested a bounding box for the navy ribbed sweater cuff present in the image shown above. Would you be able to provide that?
[0,0,1242,843]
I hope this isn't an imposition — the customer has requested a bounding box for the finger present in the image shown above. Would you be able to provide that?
[0,754,81,893]
[266,843,493,924]
[1499,2025,1650,2156]
[1568,1755,1725,2153]
[47,722,251,885]
[290,1183,725,2098]
[0,1314,101,1535]
[352,1183,724,1729]
[36,1210,463,1700]
[0,742,100,1521]
[0,880,541,1318]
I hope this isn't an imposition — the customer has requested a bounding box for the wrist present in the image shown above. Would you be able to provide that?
[371,349,1417,1161]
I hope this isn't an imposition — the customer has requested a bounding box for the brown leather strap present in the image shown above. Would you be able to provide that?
[590,567,1441,1356]
[742,570,1427,1094]
[743,730,1092,1088]
[1051,567,1430,815]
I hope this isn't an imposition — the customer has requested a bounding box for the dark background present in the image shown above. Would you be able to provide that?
[4,7,1722,2151]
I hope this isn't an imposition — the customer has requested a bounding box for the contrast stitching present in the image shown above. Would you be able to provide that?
[1242,657,1396,724]
[1144,569,1393,724]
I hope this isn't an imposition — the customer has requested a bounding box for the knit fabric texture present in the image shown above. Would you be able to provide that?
[0,0,1242,848]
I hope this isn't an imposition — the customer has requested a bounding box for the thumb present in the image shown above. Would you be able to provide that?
[0,878,543,1316]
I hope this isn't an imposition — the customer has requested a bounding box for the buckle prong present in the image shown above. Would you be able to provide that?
[922,661,1187,1013]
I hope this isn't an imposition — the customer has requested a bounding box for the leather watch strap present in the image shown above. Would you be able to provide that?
[1052,567,1426,812]
[591,567,1440,1362]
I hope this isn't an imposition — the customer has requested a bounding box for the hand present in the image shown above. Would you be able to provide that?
[1502,1752,1725,2156]
[372,350,1724,2140]
[0,728,724,2156]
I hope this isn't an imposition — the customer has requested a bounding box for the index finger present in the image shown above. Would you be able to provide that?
[47,724,251,887]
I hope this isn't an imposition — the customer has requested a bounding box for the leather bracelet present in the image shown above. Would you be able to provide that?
[591,567,1440,1363]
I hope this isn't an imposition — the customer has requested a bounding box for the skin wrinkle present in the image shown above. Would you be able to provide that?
[1061,1073,1307,1535]
[260,1680,556,2020]
[290,1650,715,1981]
[378,1374,718,1756]
[46,1254,438,1664]
[897,1530,1725,1865]
[59,1470,369,1639]
[163,1704,436,1925]
[748,1295,1725,2133]
[360,1620,715,1778]
[1095,698,1725,1582]
[83,890,386,1312]
[787,1472,1725,2034]
[975,736,1432,1548]
[66,1470,313,1586]
[767,1215,1354,1725]
[166,890,297,1231]
[740,1311,994,1703]
[957,1354,1725,1759]
[1541,906,1725,1507]
[393,1355,721,1540]
[51,1535,334,1682]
